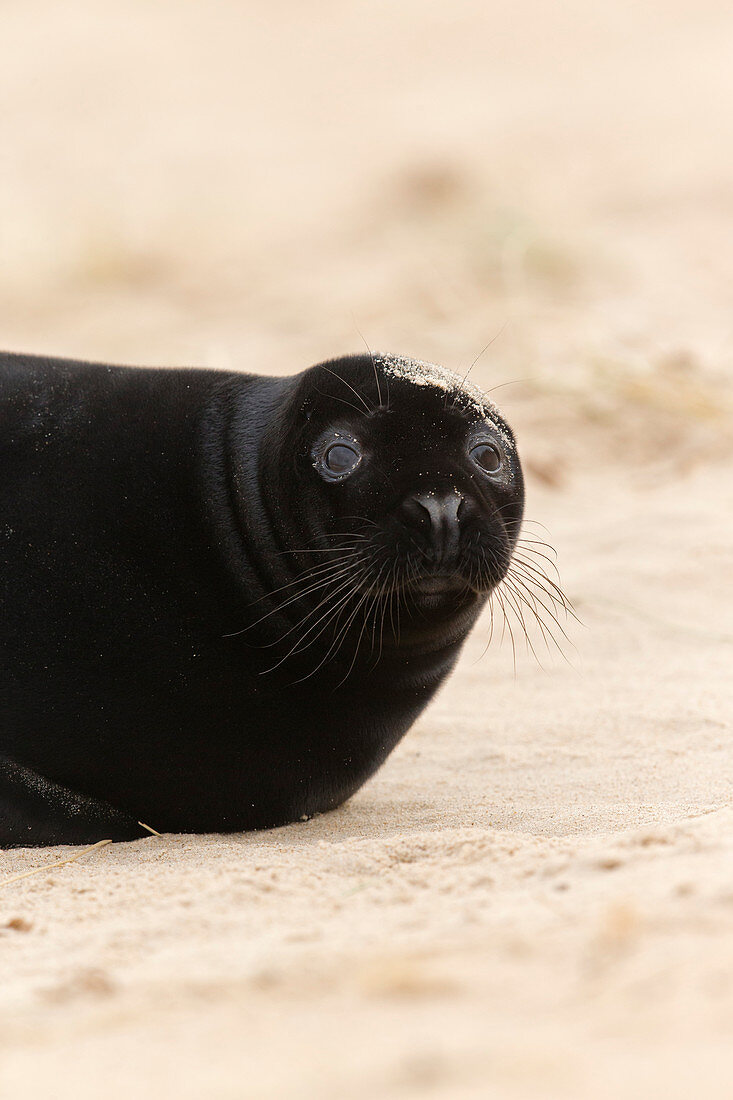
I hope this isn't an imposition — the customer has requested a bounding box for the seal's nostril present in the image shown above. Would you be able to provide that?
[402,491,465,560]
[401,496,432,527]
[403,493,456,526]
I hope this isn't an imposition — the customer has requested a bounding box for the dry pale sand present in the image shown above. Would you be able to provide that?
[1,1,732,1097]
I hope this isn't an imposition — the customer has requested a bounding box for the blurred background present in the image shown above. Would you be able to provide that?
[2,0,731,477]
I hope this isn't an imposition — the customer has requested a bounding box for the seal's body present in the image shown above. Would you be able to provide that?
[0,351,524,846]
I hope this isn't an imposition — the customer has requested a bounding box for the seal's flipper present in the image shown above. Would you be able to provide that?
[0,755,144,848]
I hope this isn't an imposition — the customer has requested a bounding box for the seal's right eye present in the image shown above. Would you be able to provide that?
[320,441,362,482]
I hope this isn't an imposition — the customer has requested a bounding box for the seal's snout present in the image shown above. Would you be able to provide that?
[401,490,464,564]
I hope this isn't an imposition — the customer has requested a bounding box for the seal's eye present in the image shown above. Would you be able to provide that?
[322,442,361,480]
[470,441,503,475]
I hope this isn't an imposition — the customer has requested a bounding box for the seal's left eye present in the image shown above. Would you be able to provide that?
[470,441,503,475]
[324,442,361,478]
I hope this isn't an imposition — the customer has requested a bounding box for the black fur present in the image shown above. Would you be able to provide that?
[0,351,524,846]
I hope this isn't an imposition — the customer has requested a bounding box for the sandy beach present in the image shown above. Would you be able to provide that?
[1,1,732,1095]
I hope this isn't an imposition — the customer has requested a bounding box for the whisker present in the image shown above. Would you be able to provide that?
[353,323,384,410]
[257,560,375,654]
[223,553,366,637]
[312,386,364,417]
[260,560,377,673]
[461,322,509,386]
[321,366,374,416]
[337,561,391,687]
[503,577,562,662]
[295,586,373,685]
[510,556,576,618]
[499,579,544,666]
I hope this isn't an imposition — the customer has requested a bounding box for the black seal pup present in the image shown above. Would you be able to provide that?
[0,351,525,846]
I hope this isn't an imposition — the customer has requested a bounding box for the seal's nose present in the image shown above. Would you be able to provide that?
[401,490,464,562]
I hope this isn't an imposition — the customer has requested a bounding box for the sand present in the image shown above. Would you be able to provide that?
[1,1,732,1096]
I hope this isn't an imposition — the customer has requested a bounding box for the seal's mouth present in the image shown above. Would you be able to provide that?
[403,571,482,616]
[408,574,467,595]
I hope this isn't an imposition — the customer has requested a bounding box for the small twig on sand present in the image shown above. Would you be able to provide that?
[0,838,114,890]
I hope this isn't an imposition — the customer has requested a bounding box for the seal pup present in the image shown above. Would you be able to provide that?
[0,350,525,846]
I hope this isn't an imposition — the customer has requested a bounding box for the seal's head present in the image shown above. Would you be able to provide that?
[254,353,524,677]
